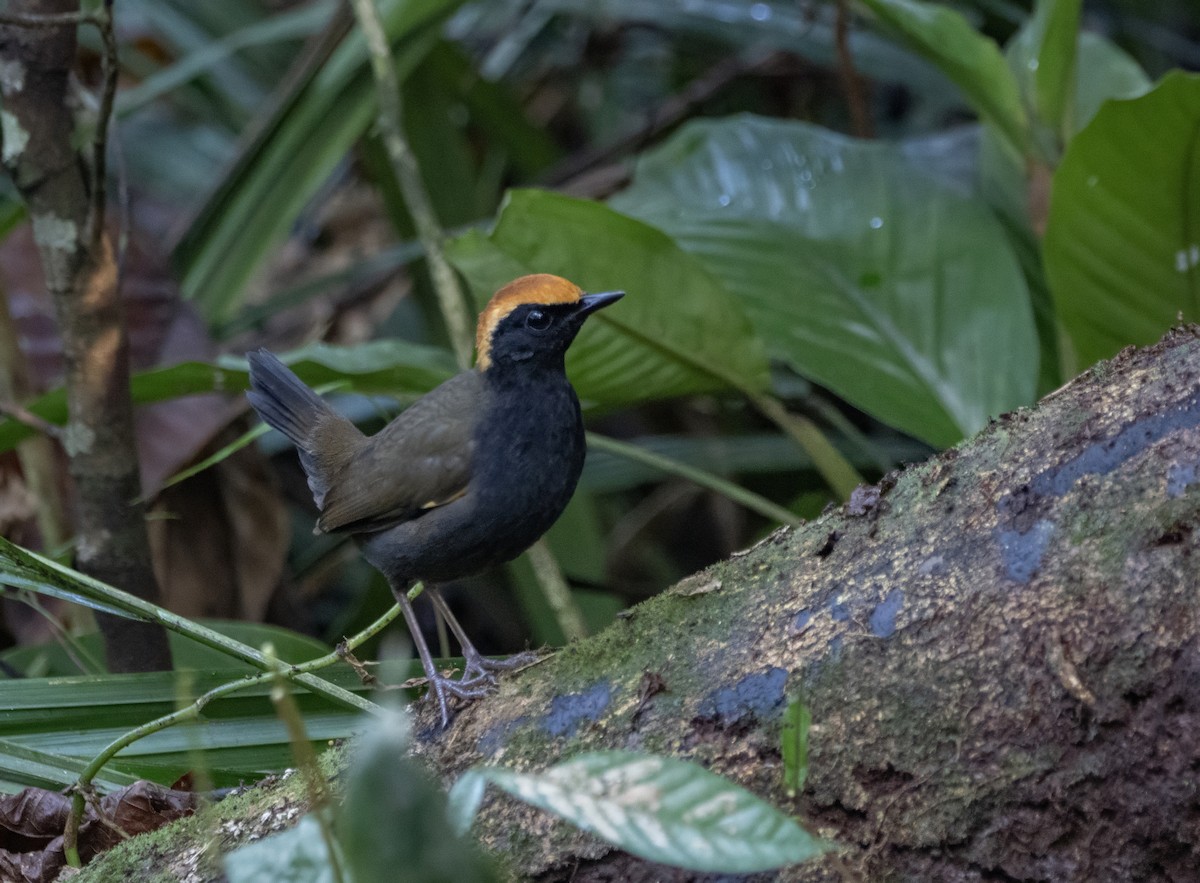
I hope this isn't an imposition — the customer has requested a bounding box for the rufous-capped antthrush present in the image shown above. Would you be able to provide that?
[247,274,623,726]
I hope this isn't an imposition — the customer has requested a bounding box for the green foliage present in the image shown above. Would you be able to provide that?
[176,0,464,323]
[0,341,456,451]
[449,750,829,873]
[448,190,771,404]
[4,1,1200,875]
[1044,71,1200,369]
[223,710,498,882]
[781,698,811,797]
[1007,0,1081,150]
[857,0,1029,153]
[225,814,344,883]
[612,116,1038,447]
[0,663,397,792]
[339,711,497,883]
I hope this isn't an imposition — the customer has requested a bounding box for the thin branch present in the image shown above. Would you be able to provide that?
[0,400,64,440]
[835,0,874,139]
[61,601,403,867]
[347,0,475,368]
[88,0,118,251]
[0,10,98,28]
[586,431,803,526]
[546,49,786,194]
[527,539,588,642]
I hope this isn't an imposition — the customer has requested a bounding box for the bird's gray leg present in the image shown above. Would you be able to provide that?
[392,587,489,728]
[428,588,539,685]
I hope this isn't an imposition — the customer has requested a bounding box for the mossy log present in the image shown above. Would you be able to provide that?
[412,327,1200,882]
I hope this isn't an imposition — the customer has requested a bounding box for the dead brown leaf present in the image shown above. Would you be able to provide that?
[0,781,196,883]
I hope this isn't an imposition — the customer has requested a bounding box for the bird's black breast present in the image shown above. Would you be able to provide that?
[358,367,585,586]
[469,369,586,556]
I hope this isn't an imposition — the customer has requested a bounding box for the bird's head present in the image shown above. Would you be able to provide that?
[474,274,624,371]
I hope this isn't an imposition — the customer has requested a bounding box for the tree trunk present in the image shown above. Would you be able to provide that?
[413,327,1200,882]
[0,0,171,671]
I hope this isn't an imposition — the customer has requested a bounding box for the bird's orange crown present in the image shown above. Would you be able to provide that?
[475,274,584,369]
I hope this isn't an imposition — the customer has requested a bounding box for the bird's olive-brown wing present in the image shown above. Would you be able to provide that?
[315,372,482,533]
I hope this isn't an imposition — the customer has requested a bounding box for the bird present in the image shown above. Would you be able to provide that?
[246,274,624,727]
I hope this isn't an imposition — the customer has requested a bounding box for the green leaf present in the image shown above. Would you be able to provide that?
[225,814,342,883]
[612,116,1038,447]
[857,0,1028,154]
[1005,0,1081,149]
[0,340,456,452]
[176,0,462,322]
[781,699,811,797]
[1,620,331,677]
[1005,11,1150,157]
[0,662,413,791]
[0,536,379,716]
[0,738,138,794]
[1071,33,1151,134]
[453,750,829,873]
[340,711,497,882]
[116,1,334,116]
[447,190,770,406]
[1044,71,1200,369]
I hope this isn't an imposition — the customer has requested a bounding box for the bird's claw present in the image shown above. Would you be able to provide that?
[425,670,493,729]
[423,651,539,728]
[460,648,540,684]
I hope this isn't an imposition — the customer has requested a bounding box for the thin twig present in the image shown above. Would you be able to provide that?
[89,0,118,252]
[61,600,403,867]
[527,539,588,642]
[546,49,785,193]
[0,401,64,440]
[346,0,475,368]
[835,0,874,139]
[586,431,804,526]
[266,648,347,883]
[0,11,97,28]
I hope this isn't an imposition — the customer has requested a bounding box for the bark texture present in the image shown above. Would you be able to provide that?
[0,0,171,671]
[413,328,1200,882]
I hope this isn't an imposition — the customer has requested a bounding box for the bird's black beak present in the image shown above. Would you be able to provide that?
[577,290,624,315]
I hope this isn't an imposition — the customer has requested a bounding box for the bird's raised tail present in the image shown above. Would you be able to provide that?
[246,348,360,512]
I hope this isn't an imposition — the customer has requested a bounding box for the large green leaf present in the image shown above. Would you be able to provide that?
[857,0,1028,154]
[0,738,139,794]
[447,190,770,407]
[612,116,1038,447]
[1044,72,1200,369]
[449,751,829,873]
[0,662,412,792]
[176,0,462,323]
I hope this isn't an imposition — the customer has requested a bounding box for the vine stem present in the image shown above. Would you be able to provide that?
[346,0,475,368]
[62,601,403,867]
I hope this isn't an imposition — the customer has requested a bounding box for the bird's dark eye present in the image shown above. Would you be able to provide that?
[525,309,552,331]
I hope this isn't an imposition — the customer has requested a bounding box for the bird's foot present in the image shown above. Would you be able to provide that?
[424,668,495,729]
[460,648,541,686]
